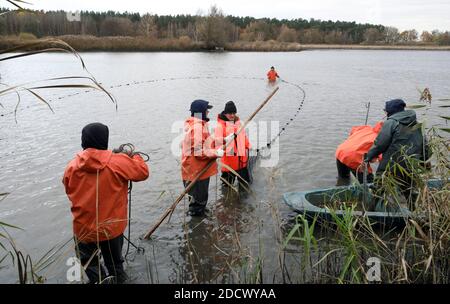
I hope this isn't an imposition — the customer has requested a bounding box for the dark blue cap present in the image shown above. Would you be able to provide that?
[190,99,213,113]
[384,99,406,116]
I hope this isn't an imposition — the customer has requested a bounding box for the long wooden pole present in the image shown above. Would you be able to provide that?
[143,86,279,239]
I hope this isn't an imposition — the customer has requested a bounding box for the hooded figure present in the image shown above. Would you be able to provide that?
[384,99,406,117]
[366,100,426,172]
[63,122,149,283]
[81,122,109,150]
[365,100,430,210]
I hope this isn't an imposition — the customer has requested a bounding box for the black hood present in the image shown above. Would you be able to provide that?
[385,99,406,117]
[81,122,109,150]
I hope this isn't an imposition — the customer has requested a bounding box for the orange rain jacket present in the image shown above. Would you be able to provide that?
[215,114,251,172]
[267,70,279,81]
[335,121,384,173]
[63,149,149,243]
[181,117,218,181]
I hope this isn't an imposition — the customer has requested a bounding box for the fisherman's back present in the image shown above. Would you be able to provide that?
[63,148,149,242]
[368,110,425,172]
[336,122,383,172]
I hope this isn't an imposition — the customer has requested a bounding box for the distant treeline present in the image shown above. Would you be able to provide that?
[1,5,449,48]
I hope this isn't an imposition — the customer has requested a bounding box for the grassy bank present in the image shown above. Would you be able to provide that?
[1,35,450,52]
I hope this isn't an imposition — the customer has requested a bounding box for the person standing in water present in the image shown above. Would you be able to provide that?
[267,66,280,82]
[63,122,149,284]
[215,101,251,193]
[181,99,224,216]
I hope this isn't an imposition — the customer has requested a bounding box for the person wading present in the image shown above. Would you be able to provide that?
[364,99,431,210]
[267,66,280,82]
[63,122,149,283]
[182,100,224,216]
[215,101,251,193]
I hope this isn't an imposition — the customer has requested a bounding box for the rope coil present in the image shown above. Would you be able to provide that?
[112,143,150,162]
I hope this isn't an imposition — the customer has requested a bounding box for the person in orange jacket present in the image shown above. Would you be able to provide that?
[63,122,149,284]
[335,121,383,184]
[215,101,251,192]
[182,100,224,216]
[267,66,280,82]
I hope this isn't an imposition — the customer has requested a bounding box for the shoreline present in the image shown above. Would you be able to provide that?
[1,35,450,52]
[226,41,450,52]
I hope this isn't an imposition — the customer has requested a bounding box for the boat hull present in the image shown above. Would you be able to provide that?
[282,179,447,227]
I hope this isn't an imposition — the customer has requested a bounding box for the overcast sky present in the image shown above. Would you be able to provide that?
[6,0,450,33]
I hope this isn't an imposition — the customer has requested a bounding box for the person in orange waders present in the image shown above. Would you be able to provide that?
[182,100,224,216]
[335,121,384,184]
[63,122,149,284]
[267,66,280,82]
[215,101,251,192]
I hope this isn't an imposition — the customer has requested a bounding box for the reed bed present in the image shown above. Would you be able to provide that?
[2,35,450,52]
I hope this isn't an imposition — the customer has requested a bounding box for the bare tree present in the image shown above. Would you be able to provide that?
[324,30,352,44]
[100,17,134,36]
[399,29,418,43]
[383,26,400,44]
[363,28,382,44]
[137,14,157,38]
[241,20,275,42]
[277,24,297,42]
[407,29,418,41]
[299,28,324,44]
[420,31,433,43]
[196,5,231,48]
[81,15,98,36]
[432,30,450,45]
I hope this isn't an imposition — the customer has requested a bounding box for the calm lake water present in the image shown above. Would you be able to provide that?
[0,50,449,283]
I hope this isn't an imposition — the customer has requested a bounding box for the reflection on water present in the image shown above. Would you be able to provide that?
[175,190,254,283]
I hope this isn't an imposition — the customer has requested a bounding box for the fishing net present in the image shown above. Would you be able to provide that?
[3,76,307,187]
